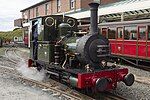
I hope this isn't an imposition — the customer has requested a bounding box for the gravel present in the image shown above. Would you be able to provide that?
[1,47,150,100]
[111,63,150,100]
[0,70,59,100]
[0,47,59,100]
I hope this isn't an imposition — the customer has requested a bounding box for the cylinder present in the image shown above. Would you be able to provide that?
[69,76,78,87]
[89,2,100,35]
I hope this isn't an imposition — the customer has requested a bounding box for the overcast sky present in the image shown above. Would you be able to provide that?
[0,0,42,31]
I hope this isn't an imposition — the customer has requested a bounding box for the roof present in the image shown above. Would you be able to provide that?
[99,18,150,26]
[66,0,150,19]
[20,0,49,12]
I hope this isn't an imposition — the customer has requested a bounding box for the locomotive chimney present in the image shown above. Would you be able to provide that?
[89,2,100,34]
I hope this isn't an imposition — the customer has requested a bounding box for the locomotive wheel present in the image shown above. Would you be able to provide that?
[124,73,135,86]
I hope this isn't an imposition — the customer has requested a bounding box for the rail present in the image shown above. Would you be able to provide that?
[120,57,150,71]
[1,46,132,100]
[1,46,94,100]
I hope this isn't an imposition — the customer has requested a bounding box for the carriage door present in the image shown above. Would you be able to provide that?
[138,26,147,58]
[116,27,124,55]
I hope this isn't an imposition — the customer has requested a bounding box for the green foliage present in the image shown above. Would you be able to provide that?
[0,29,23,41]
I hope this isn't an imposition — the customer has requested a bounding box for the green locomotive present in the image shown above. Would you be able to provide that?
[28,2,134,92]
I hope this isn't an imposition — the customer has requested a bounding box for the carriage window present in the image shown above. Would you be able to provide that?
[124,27,130,40]
[108,28,116,39]
[124,26,137,40]
[117,27,123,39]
[148,26,150,40]
[139,27,146,40]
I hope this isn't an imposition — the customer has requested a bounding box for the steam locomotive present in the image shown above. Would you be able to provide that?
[28,2,134,92]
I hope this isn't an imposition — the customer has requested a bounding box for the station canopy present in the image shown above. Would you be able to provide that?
[66,0,150,19]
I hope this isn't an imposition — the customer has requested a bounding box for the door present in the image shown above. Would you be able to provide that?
[107,27,116,54]
[123,26,137,57]
[116,27,124,55]
[32,20,38,60]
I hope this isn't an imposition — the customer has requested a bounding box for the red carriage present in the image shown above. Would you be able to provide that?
[100,19,150,66]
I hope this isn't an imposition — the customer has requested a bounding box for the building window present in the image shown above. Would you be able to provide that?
[33,9,34,18]
[70,0,75,9]
[57,0,61,12]
[36,7,39,17]
[45,3,49,15]
[28,10,30,20]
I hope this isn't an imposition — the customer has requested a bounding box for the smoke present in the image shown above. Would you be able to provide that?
[17,60,46,82]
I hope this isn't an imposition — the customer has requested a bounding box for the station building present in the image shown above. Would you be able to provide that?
[14,0,150,37]
[20,0,119,21]
[14,0,120,27]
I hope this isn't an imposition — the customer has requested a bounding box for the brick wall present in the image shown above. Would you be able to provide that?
[51,0,82,14]
[81,0,93,10]
[21,0,119,20]
[51,0,57,14]
[38,4,45,16]
[81,0,119,9]
[30,8,34,19]
[101,0,119,5]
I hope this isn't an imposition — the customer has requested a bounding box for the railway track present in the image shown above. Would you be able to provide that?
[138,65,150,72]
[135,75,150,86]
[103,92,126,100]
[120,57,150,72]
[0,46,94,100]
[4,46,21,64]
[0,65,128,100]
[0,65,93,100]
[86,91,127,100]
[0,46,130,100]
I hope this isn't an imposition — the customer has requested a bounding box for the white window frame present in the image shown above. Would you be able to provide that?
[57,0,61,12]
[70,0,75,9]
[45,3,49,15]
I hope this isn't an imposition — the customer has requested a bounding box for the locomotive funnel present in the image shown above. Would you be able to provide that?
[89,2,100,34]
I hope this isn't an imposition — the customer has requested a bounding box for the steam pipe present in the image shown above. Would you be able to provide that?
[89,2,100,34]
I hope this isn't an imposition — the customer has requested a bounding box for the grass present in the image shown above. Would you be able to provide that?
[0,28,23,41]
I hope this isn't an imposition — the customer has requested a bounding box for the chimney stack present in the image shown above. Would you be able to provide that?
[89,2,100,34]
